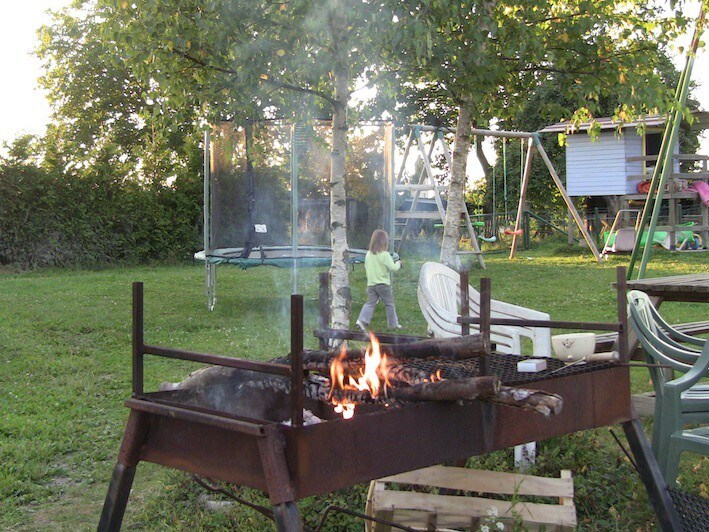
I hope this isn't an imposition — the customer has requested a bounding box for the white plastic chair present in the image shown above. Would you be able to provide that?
[417,262,552,357]
[417,262,552,468]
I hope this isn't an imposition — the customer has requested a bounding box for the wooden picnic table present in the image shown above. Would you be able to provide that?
[624,273,709,304]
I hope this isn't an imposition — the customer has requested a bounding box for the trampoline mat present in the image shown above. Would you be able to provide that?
[195,246,367,269]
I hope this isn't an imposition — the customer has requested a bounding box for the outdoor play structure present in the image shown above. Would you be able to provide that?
[540,113,709,255]
[197,119,604,308]
[539,8,709,277]
[602,209,702,257]
[393,124,604,264]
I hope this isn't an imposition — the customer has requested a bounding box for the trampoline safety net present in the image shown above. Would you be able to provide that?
[197,120,394,308]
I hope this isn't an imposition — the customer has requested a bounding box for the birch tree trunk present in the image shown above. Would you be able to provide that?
[439,101,472,269]
[439,1,497,269]
[328,3,351,331]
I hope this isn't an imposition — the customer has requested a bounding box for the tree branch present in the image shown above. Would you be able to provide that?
[176,50,336,105]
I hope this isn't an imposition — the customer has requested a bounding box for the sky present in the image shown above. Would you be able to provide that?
[1,1,708,151]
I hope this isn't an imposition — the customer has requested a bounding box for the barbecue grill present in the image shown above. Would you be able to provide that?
[98,268,682,531]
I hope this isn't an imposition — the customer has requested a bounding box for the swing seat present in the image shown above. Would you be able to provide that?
[478,234,497,243]
[503,228,524,236]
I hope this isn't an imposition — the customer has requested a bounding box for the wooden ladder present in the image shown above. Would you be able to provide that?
[394,126,485,268]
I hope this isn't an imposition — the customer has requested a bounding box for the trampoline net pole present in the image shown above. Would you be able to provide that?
[203,129,216,310]
[291,124,300,294]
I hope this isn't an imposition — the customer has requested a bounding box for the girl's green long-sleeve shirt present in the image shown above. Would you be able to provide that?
[364,251,401,286]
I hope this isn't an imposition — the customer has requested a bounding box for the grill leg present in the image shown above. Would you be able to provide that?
[258,425,303,531]
[621,419,683,531]
[98,410,148,531]
[273,502,303,532]
[97,462,137,532]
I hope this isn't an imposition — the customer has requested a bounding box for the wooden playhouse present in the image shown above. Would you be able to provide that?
[539,113,709,250]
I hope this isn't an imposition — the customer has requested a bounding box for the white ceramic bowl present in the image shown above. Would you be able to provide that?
[551,333,596,362]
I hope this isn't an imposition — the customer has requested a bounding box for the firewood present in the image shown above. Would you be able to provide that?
[161,366,562,417]
[487,386,563,417]
[326,376,499,404]
[389,376,500,402]
[382,335,491,360]
[282,334,491,366]
[304,359,436,386]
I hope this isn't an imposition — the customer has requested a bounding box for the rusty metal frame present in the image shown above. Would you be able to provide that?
[99,273,680,531]
[459,267,631,363]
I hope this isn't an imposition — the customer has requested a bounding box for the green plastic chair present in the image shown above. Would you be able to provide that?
[638,294,706,356]
[664,349,709,485]
[628,290,709,484]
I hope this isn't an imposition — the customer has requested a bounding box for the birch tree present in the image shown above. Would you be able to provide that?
[93,0,399,330]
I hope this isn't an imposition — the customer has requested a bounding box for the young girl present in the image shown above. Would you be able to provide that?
[356,229,402,330]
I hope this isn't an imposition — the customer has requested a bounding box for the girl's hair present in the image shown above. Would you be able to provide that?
[368,229,389,254]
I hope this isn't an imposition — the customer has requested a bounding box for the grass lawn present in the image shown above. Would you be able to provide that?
[1,244,707,530]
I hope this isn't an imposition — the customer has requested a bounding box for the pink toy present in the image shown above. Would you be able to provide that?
[689,181,709,206]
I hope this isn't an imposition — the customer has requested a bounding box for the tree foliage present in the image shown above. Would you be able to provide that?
[382,1,689,266]
[2,0,697,274]
[0,2,205,269]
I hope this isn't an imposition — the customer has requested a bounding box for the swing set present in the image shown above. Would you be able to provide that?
[489,136,527,239]
[394,125,603,263]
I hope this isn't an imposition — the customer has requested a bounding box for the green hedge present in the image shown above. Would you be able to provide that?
[0,163,202,269]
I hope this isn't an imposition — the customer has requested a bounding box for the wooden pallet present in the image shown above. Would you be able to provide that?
[366,465,576,531]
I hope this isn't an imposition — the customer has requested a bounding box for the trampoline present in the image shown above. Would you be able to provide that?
[196,246,367,269]
[196,120,394,310]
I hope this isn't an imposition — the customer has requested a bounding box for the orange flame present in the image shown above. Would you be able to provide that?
[329,333,390,418]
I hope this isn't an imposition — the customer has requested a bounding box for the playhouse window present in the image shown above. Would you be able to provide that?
[644,131,663,173]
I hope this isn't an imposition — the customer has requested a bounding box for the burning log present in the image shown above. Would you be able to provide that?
[303,359,438,386]
[389,375,500,402]
[487,386,563,418]
[327,376,499,404]
[286,334,491,366]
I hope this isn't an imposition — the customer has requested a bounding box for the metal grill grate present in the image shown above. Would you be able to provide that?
[404,353,617,386]
[669,488,709,532]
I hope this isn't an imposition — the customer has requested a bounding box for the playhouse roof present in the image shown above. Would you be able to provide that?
[538,111,709,134]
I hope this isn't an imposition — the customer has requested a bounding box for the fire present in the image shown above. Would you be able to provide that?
[329,333,390,418]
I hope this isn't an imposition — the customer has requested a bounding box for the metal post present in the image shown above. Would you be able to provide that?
[622,419,684,531]
[318,272,330,350]
[272,503,303,532]
[479,278,491,376]
[615,267,629,363]
[203,129,214,311]
[97,411,148,532]
[290,295,304,427]
[203,129,210,259]
[460,269,470,336]
[132,282,144,396]
[290,125,299,294]
[385,122,396,242]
